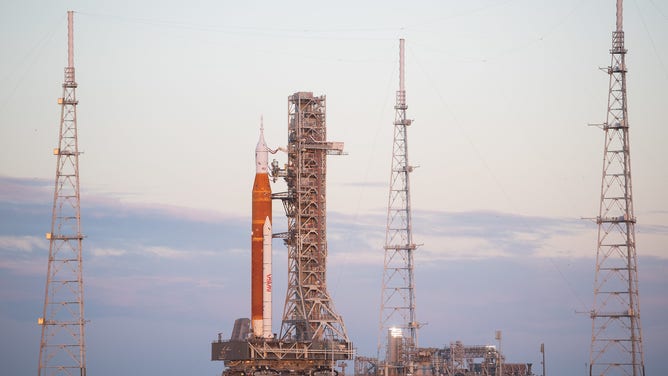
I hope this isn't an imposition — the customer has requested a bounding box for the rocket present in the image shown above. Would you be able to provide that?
[252,120,272,338]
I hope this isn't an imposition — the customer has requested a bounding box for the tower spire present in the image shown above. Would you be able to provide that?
[616,0,623,32]
[589,1,645,375]
[378,38,419,376]
[37,10,87,376]
[67,11,74,69]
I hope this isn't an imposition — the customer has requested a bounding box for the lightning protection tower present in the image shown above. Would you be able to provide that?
[378,38,419,376]
[37,11,87,376]
[589,1,645,376]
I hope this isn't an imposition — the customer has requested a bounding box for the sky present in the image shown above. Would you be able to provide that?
[0,0,667,375]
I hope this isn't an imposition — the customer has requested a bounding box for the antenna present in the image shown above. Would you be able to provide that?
[67,11,74,69]
[37,10,87,376]
[399,38,405,94]
[589,1,645,375]
[616,0,623,32]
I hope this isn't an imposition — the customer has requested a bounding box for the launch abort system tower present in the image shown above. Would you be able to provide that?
[589,1,645,375]
[212,92,353,376]
[37,11,87,376]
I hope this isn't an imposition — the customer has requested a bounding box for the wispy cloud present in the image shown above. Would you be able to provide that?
[82,192,243,224]
[87,274,230,315]
[0,258,44,275]
[143,244,225,260]
[0,176,241,225]
[0,176,51,205]
[329,247,383,266]
[414,210,599,260]
[339,180,387,188]
[0,235,47,253]
[228,247,249,256]
[91,247,127,257]
[143,245,192,259]
[418,235,509,261]
[325,209,659,263]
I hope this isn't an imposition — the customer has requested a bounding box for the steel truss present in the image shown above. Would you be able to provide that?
[589,5,645,375]
[37,12,87,376]
[279,92,350,347]
[378,39,419,376]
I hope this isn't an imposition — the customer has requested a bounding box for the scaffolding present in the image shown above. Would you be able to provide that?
[279,92,349,345]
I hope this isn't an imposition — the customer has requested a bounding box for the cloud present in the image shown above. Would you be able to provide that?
[327,209,596,263]
[411,209,649,261]
[84,196,241,224]
[329,247,383,266]
[143,245,185,259]
[0,174,243,226]
[0,258,43,275]
[1,178,667,376]
[532,229,594,259]
[87,274,229,315]
[0,176,51,205]
[0,235,47,253]
[339,180,387,188]
[228,247,249,256]
[91,247,127,257]
[142,245,218,260]
[418,235,509,261]
[143,245,192,259]
[328,208,668,262]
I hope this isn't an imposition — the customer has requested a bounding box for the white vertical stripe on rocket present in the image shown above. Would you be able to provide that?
[262,216,272,338]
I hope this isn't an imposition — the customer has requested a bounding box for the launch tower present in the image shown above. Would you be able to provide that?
[377,39,419,376]
[278,92,350,344]
[589,1,645,375]
[212,92,353,376]
[37,11,87,376]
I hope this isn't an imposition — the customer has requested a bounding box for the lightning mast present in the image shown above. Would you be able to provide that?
[38,11,87,376]
[378,38,419,376]
[589,1,645,375]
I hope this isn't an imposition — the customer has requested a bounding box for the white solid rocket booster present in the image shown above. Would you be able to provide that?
[262,216,272,338]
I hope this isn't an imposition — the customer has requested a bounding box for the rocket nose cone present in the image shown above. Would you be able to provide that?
[256,117,268,152]
[255,123,269,173]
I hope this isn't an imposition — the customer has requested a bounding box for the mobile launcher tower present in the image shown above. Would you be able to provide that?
[212,92,354,376]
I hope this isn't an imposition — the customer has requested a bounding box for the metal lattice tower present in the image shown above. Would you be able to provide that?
[37,11,87,376]
[378,39,419,375]
[589,1,645,376]
[278,92,350,345]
